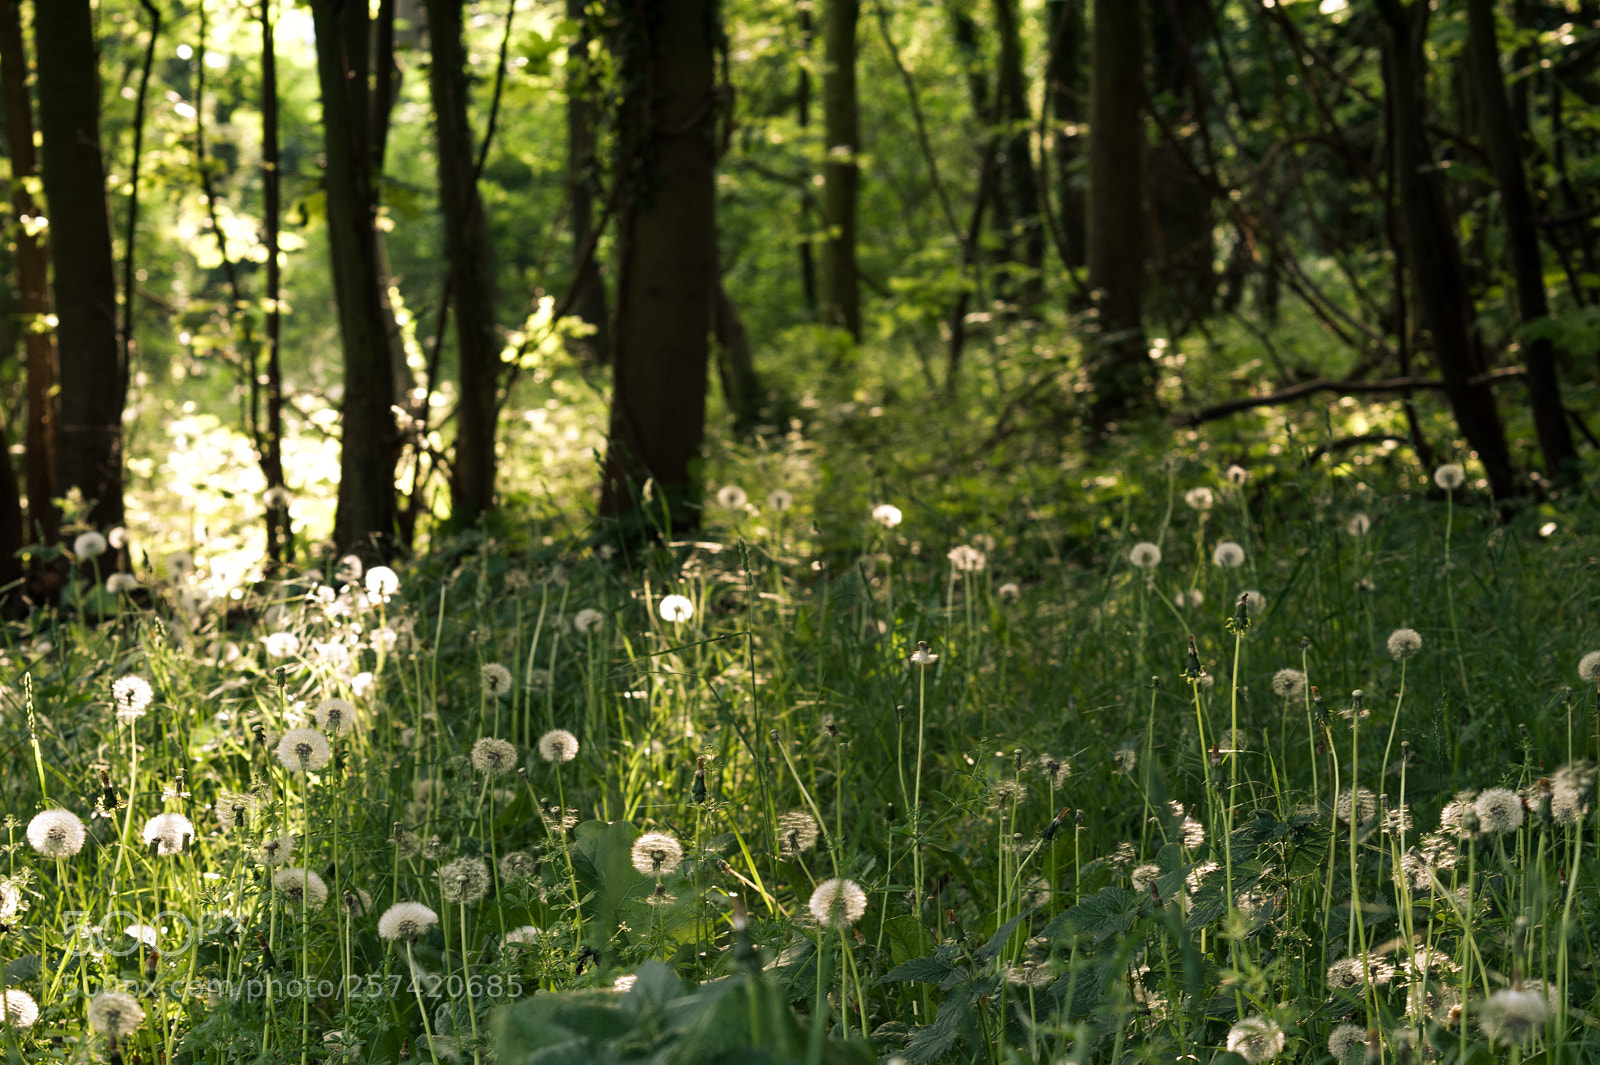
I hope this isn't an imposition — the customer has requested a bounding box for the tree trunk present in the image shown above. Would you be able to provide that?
[993,0,1044,312]
[1147,0,1214,325]
[261,0,290,564]
[34,0,122,529]
[1046,0,1086,271]
[1086,0,1150,430]
[0,1,56,544]
[566,0,608,361]
[714,269,762,434]
[1465,0,1576,479]
[312,0,399,558]
[797,4,818,312]
[599,0,717,535]
[426,0,500,526]
[1378,0,1517,499]
[821,0,861,341]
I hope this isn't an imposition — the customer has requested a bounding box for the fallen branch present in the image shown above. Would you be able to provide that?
[1175,366,1527,426]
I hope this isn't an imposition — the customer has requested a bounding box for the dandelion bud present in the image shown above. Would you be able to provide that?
[100,770,120,812]
[886,802,896,823]
[1183,635,1203,681]
[1226,592,1251,635]
[692,758,707,805]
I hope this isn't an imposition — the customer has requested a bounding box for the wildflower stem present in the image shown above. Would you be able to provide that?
[407,939,444,1065]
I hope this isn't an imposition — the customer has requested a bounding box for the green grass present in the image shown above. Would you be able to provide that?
[3,438,1599,1065]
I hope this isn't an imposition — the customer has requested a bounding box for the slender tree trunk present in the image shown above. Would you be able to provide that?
[1378,0,1517,499]
[1466,0,1576,479]
[566,0,608,361]
[261,0,289,564]
[797,5,818,312]
[0,1,56,545]
[821,0,861,341]
[34,0,123,528]
[1046,0,1086,272]
[369,0,416,418]
[599,0,717,534]
[1086,0,1150,429]
[312,0,399,558]
[426,0,500,524]
[993,0,1044,312]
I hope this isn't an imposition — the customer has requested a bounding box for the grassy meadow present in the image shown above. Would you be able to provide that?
[3,440,1599,1065]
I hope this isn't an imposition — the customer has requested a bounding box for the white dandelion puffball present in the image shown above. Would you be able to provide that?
[277,728,332,773]
[263,631,300,658]
[108,526,127,549]
[88,990,144,1037]
[658,594,694,623]
[481,662,514,697]
[573,608,606,634]
[1128,542,1162,568]
[1346,513,1371,536]
[1226,1016,1286,1064]
[871,503,902,528]
[947,544,987,572]
[112,676,154,721]
[808,877,868,929]
[1226,464,1249,485]
[766,488,794,512]
[106,573,140,594]
[1271,668,1306,699]
[215,792,257,832]
[1130,863,1161,890]
[273,867,329,910]
[256,832,295,865]
[1474,788,1525,835]
[1579,651,1600,684]
[1327,1024,1369,1062]
[778,811,820,856]
[27,808,86,857]
[471,737,519,776]
[1185,487,1214,511]
[909,642,939,666]
[499,851,537,881]
[263,485,292,509]
[1434,463,1466,490]
[504,925,540,948]
[538,728,579,763]
[142,812,196,856]
[335,555,363,583]
[74,531,108,559]
[1478,987,1547,1045]
[1387,627,1423,661]
[997,581,1020,601]
[378,901,439,941]
[439,857,491,905]
[1,989,38,1028]
[630,831,684,876]
[365,565,400,599]
[1239,589,1266,613]
[716,484,748,509]
[1212,541,1245,568]
[312,697,356,735]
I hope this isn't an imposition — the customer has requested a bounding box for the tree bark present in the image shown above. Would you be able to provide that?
[1086,0,1150,429]
[261,0,290,564]
[1046,0,1086,271]
[312,0,399,558]
[599,0,717,535]
[34,0,122,528]
[566,0,609,361]
[1378,0,1517,499]
[0,0,56,544]
[993,0,1044,312]
[797,4,818,312]
[1465,0,1577,479]
[821,0,861,341]
[426,0,500,525]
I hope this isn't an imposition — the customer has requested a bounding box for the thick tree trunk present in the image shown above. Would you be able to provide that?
[821,0,861,341]
[1378,0,1517,499]
[1465,0,1576,480]
[1086,0,1150,429]
[34,0,123,529]
[0,1,56,544]
[566,0,608,361]
[312,0,399,558]
[1046,0,1086,271]
[599,0,717,534]
[1147,0,1214,324]
[993,0,1044,312]
[426,0,500,525]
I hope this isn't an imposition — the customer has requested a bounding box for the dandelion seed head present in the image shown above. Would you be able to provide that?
[947,545,987,572]
[378,901,439,941]
[658,594,694,623]
[471,737,519,777]
[573,608,606,634]
[1129,542,1162,568]
[997,581,1020,601]
[276,727,331,773]
[1346,513,1372,536]
[504,925,540,948]
[439,857,490,904]
[1434,463,1465,490]
[1336,787,1379,825]
[716,485,748,509]
[312,698,356,735]
[1180,816,1205,849]
[808,877,868,929]
[1185,487,1214,511]
[538,728,579,763]
[1327,1024,1369,1062]
[214,792,257,832]
[1474,788,1525,835]
[1387,627,1423,661]
[74,531,108,559]
[1226,1016,1286,1063]
[1035,754,1070,788]
[263,631,300,658]
[365,565,400,600]
[1478,987,1547,1045]
[777,811,820,857]
[480,663,513,697]
[909,641,939,667]
[256,833,295,865]
[1226,464,1248,485]
[88,990,144,1037]
[1212,541,1245,568]
[0,989,37,1029]
[273,867,329,910]
[27,808,86,857]
[112,676,154,721]
[766,488,794,512]
[1130,863,1161,890]
[499,850,537,882]
[630,831,684,877]
[871,503,903,528]
[142,812,195,856]
[1271,668,1306,699]
[1579,651,1600,684]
